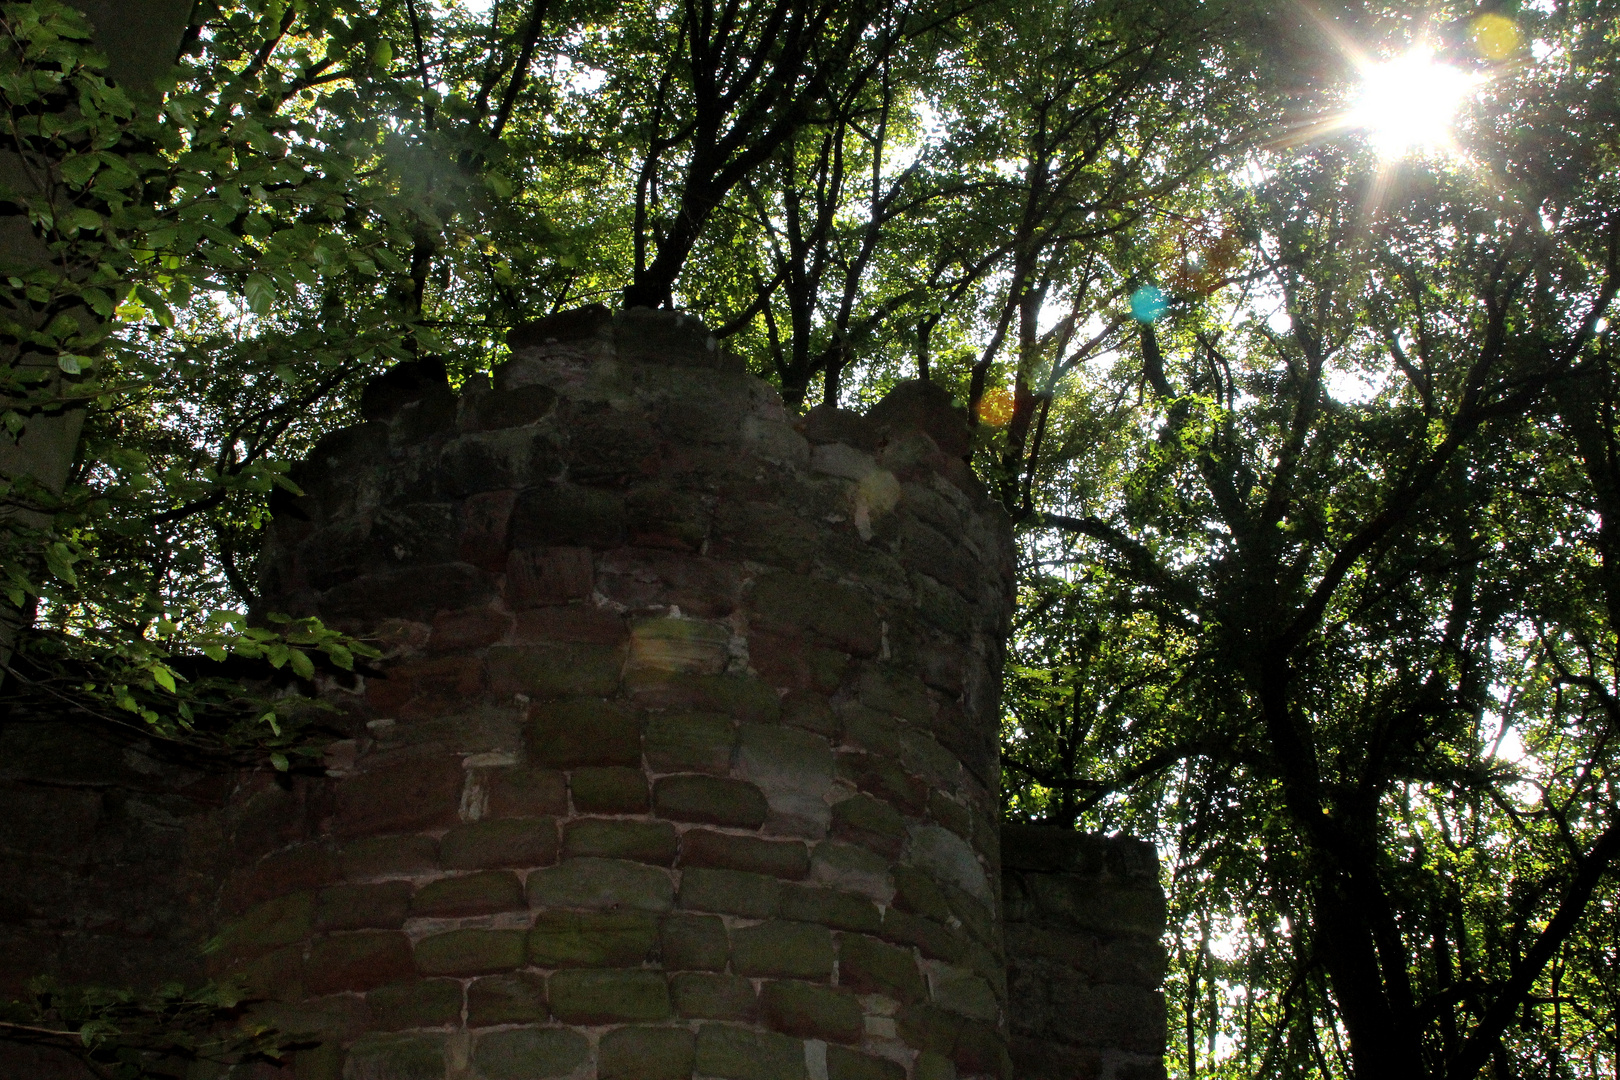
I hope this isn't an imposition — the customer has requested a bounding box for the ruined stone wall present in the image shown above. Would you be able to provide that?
[1001,826,1168,1080]
[0,305,1170,1080]
[214,306,1017,1080]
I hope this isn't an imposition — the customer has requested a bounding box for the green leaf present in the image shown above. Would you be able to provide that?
[244,273,275,315]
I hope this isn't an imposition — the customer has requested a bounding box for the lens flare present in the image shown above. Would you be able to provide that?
[1350,47,1477,158]
[976,387,1015,427]
[1130,286,1168,324]
[1471,14,1522,62]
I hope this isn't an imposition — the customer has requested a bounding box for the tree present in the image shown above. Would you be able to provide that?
[1000,3,1620,1076]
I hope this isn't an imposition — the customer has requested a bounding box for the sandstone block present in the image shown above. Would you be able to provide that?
[505,546,595,607]
[467,971,549,1026]
[624,483,711,552]
[304,931,414,994]
[644,712,735,774]
[830,794,906,858]
[333,754,462,838]
[427,606,511,652]
[413,929,527,976]
[529,699,642,767]
[693,1024,808,1080]
[598,1026,698,1080]
[760,980,862,1044]
[928,962,1000,1021]
[629,617,731,674]
[678,867,783,919]
[680,830,809,879]
[440,818,559,870]
[526,857,674,912]
[472,1027,589,1080]
[344,1033,446,1080]
[838,753,928,816]
[322,562,495,623]
[625,670,779,722]
[809,842,892,900]
[731,920,835,980]
[486,767,569,818]
[489,642,624,699]
[457,490,518,570]
[213,892,313,962]
[653,775,768,828]
[827,1046,907,1080]
[660,913,729,971]
[881,910,966,964]
[410,871,525,917]
[527,910,659,967]
[671,973,758,1021]
[365,978,463,1030]
[748,573,881,657]
[316,882,411,931]
[838,933,924,1003]
[339,835,438,880]
[598,547,741,617]
[513,603,628,645]
[569,767,650,814]
[511,484,627,548]
[547,969,670,1023]
[779,884,883,934]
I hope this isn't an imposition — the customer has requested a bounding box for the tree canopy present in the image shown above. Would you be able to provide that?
[1,0,1618,1077]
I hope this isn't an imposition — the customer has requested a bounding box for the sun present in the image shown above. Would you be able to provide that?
[1349,46,1478,159]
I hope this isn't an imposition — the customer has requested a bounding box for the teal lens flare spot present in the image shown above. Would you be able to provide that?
[1130,286,1168,324]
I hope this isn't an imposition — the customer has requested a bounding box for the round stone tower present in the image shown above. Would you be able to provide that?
[221,306,1015,1080]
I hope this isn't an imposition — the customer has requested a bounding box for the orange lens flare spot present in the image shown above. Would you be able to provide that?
[977,387,1015,427]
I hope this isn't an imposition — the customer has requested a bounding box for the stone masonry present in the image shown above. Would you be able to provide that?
[0,305,1166,1080]
[223,305,1017,1080]
[1002,827,1168,1080]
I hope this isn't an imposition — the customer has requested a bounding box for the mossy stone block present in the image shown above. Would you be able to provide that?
[780,885,882,934]
[761,980,863,1043]
[681,829,809,879]
[547,969,671,1023]
[838,933,924,1003]
[525,856,674,912]
[414,928,526,976]
[826,1046,907,1080]
[598,1026,697,1080]
[730,920,835,980]
[528,698,642,767]
[472,1027,589,1080]
[527,909,659,967]
[678,867,783,918]
[410,871,525,917]
[653,775,768,828]
[660,913,729,971]
[317,882,412,932]
[466,972,548,1026]
[440,818,559,870]
[490,641,625,699]
[563,818,677,865]
[644,711,735,774]
[365,979,463,1030]
[693,1024,808,1080]
[343,1034,445,1080]
[671,972,759,1021]
[570,766,650,813]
